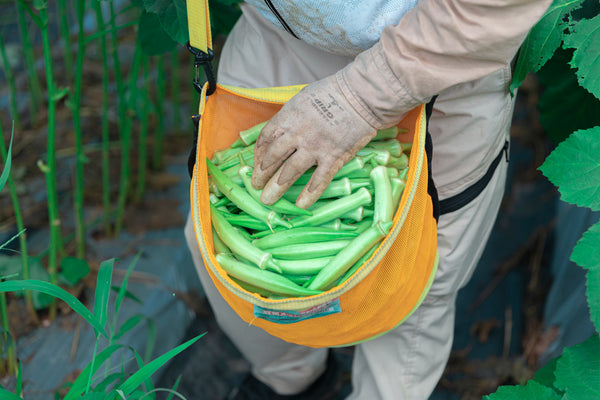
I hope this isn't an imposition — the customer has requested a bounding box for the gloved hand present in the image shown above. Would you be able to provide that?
[251,75,377,209]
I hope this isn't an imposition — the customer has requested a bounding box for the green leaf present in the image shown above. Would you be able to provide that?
[0,255,54,309]
[94,259,114,335]
[563,13,600,100]
[110,285,142,304]
[510,0,582,92]
[554,334,600,399]
[0,389,24,400]
[210,1,242,36]
[113,313,147,341]
[116,333,205,396]
[0,280,107,337]
[59,257,90,287]
[571,221,600,331]
[79,394,107,400]
[533,357,561,392]
[166,376,182,400]
[0,127,13,193]
[137,11,178,55]
[113,253,141,323]
[142,0,188,44]
[539,127,600,211]
[92,373,124,393]
[537,48,600,144]
[63,344,126,400]
[483,379,563,400]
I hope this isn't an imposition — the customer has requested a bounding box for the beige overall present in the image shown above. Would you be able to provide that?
[185,1,549,397]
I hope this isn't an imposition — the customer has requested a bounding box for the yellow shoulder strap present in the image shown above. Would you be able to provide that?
[187,0,212,54]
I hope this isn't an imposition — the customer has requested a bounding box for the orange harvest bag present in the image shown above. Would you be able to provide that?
[187,0,438,348]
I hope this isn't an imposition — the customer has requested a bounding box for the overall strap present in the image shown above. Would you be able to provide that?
[186,0,216,95]
[187,0,212,53]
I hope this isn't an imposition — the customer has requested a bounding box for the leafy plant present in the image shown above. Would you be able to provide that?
[486,0,600,397]
[0,256,204,398]
[0,126,17,377]
[137,0,243,54]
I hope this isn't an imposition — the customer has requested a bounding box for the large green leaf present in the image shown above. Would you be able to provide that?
[143,0,188,44]
[137,10,178,55]
[0,255,53,309]
[209,1,242,36]
[537,48,600,144]
[483,380,563,400]
[554,334,600,399]
[563,13,600,100]
[533,357,561,392]
[510,0,582,92]
[539,127,600,211]
[571,221,600,331]
[59,257,90,287]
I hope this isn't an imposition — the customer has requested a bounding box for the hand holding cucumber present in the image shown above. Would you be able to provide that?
[251,75,378,209]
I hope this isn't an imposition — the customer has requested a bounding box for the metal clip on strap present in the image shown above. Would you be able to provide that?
[187,42,216,96]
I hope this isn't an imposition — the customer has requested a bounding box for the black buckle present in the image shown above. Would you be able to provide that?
[187,42,216,96]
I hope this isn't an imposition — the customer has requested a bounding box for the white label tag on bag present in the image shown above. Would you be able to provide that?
[254,298,341,324]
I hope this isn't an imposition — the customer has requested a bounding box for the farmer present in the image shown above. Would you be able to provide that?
[185,0,553,398]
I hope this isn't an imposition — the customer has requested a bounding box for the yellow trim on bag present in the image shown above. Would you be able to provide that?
[220,84,306,103]
[193,106,430,311]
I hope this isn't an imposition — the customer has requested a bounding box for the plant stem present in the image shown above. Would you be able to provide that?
[114,43,143,235]
[135,58,150,203]
[109,1,126,137]
[57,0,74,82]
[0,125,36,321]
[152,55,167,170]
[0,32,21,130]
[71,0,87,259]
[93,0,112,237]
[170,48,181,131]
[38,3,62,319]
[0,291,17,376]
[15,0,43,123]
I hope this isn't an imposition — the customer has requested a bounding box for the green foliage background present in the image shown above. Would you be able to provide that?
[487,0,600,397]
[136,0,242,54]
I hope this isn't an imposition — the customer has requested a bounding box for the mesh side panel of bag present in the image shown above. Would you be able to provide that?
[191,84,437,347]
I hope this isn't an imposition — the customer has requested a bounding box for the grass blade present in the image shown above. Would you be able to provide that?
[143,317,156,363]
[113,253,141,325]
[140,387,187,400]
[93,372,124,393]
[0,389,23,399]
[116,334,205,396]
[113,314,146,342]
[0,126,13,192]
[166,376,182,400]
[0,280,107,338]
[15,362,22,397]
[0,229,25,252]
[94,259,115,335]
[64,344,125,400]
[130,347,155,399]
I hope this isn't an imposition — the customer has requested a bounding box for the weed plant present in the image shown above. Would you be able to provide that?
[0,255,203,399]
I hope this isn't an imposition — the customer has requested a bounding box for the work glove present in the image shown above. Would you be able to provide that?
[251,75,378,209]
